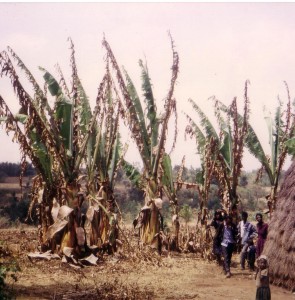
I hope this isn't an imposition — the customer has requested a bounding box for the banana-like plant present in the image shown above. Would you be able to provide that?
[241,82,295,216]
[208,82,295,217]
[185,81,250,216]
[183,83,250,259]
[0,39,123,256]
[161,155,185,251]
[103,35,179,249]
[84,66,123,253]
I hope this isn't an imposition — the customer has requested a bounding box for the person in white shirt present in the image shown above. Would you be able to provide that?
[237,211,257,270]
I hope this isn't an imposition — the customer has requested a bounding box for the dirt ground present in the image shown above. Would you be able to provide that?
[1,227,294,300]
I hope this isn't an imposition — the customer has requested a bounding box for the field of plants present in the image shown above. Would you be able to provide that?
[0,35,295,299]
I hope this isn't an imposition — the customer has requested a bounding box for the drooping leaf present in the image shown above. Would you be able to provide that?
[188,98,219,141]
[121,160,142,189]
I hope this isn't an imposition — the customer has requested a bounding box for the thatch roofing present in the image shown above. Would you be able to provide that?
[263,160,295,292]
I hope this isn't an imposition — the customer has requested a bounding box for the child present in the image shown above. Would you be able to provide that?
[255,255,271,300]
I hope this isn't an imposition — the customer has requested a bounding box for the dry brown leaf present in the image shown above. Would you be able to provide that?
[79,254,98,266]
[57,205,74,219]
[46,219,68,239]
[28,250,60,261]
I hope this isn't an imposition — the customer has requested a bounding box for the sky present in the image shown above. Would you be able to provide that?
[0,2,295,171]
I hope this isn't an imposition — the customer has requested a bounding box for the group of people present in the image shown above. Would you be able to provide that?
[211,208,271,300]
[210,209,271,299]
[210,209,269,278]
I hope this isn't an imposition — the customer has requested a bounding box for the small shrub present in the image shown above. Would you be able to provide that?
[0,215,10,228]
[0,261,20,300]
[179,204,193,226]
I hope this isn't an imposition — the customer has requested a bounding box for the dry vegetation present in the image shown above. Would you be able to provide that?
[1,226,294,300]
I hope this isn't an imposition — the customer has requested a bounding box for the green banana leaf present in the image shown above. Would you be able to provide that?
[40,68,73,157]
[139,59,156,129]
[184,112,207,162]
[218,100,274,184]
[219,123,233,171]
[121,160,142,189]
[285,137,295,156]
[188,99,219,141]
[123,68,150,161]
[138,60,160,167]
[29,128,53,183]
[108,133,121,189]
[161,153,175,195]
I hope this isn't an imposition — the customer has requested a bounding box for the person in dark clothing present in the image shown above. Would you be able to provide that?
[210,210,224,265]
[220,215,237,278]
[256,213,268,257]
[230,204,240,227]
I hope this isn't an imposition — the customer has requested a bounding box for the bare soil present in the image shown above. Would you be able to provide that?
[1,227,294,300]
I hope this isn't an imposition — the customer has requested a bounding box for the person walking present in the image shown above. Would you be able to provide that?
[256,213,268,257]
[237,211,257,270]
[220,215,237,278]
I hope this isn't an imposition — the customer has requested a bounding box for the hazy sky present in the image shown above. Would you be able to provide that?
[0,2,294,171]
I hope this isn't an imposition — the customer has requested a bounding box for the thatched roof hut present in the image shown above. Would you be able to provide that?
[263,160,295,292]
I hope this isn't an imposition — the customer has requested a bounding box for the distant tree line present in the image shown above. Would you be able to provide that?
[0,161,285,227]
[0,162,36,178]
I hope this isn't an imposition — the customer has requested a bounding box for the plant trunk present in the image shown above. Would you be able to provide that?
[172,203,180,251]
[138,180,161,249]
[87,184,119,254]
[268,185,276,219]
[140,201,160,248]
